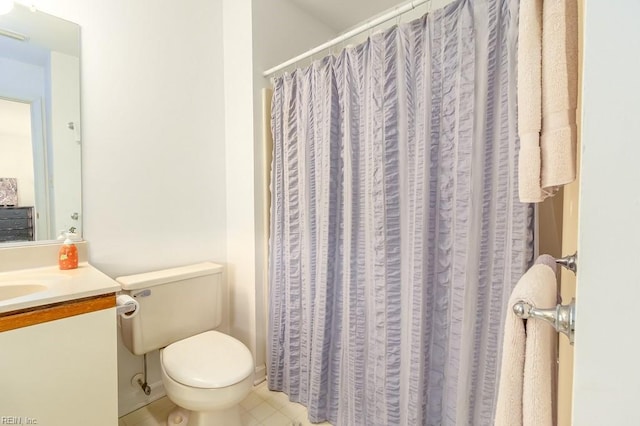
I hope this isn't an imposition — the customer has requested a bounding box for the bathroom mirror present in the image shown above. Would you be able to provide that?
[0,3,81,244]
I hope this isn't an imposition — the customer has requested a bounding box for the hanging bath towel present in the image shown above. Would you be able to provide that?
[517,0,579,202]
[495,257,558,426]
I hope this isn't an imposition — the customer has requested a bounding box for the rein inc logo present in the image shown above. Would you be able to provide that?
[1,417,37,425]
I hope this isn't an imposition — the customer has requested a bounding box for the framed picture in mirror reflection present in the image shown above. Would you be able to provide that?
[0,178,18,206]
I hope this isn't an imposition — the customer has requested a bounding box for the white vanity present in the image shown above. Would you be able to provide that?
[0,242,120,425]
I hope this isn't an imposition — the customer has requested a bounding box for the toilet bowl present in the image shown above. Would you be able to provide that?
[160,330,254,426]
[116,263,255,426]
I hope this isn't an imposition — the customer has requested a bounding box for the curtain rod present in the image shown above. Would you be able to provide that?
[262,0,430,77]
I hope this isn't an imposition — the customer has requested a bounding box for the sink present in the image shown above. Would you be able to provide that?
[0,272,70,304]
[0,283,48,301]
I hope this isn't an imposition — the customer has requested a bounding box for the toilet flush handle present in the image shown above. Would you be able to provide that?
[133,289,151,298]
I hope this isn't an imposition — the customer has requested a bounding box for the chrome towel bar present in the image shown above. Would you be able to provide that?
[555,252,578,274]
[513,298,576,344]
[512,252,578,344]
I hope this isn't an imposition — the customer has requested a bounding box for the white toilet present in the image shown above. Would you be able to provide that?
[117,262,254,426]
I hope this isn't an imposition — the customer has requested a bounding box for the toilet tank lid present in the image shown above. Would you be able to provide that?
[116,262,223,290]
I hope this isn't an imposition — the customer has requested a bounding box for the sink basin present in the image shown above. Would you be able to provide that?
[0,283,48,301]
[0,272,70,304]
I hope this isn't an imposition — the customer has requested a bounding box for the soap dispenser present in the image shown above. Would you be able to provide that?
[58,232,78,270]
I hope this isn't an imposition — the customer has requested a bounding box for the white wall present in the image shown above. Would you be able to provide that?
[252,0,337,71]
[26,0,228,276]
[572,0,640,424]
[222,0,258,379]
[20,0,227,416]
[0,102,34,206]
[0,136,34,206]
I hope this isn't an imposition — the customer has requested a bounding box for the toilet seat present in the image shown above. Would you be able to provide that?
[162,330,253,389]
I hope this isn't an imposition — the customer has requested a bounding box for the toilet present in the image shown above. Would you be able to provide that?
[117,262,254,426]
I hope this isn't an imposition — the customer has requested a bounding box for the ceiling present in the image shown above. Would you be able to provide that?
[287,0,408,32]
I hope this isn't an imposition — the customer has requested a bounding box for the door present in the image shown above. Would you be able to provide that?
[571,0,640,424]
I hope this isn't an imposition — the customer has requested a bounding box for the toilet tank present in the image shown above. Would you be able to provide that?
[117,262,224,355]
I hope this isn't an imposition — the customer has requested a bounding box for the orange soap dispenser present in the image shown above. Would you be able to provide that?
[58,232,78,270]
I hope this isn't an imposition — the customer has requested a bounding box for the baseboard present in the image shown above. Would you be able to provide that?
[120,365,267,416]
[254,363,266,385]
[118,379,165,418]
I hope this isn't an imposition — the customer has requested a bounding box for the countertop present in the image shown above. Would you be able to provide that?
[0,262,121,314]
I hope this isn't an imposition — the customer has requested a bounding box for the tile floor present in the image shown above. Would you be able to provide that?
[118,380,333,426]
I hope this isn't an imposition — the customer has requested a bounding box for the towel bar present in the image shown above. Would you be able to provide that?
[555,252,578,274]
[513,298,576,344]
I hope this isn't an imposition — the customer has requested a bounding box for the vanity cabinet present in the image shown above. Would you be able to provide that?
[0,206,34,242]
[0,295,118,425]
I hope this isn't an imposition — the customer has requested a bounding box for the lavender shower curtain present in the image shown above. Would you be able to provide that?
[268,0,532,425]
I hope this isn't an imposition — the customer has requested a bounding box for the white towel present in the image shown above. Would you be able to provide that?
[518,0,579,202]
[540,0,579,190]
[495,262,558,426]
[517,0,544,202]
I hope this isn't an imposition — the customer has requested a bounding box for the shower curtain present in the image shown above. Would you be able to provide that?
[268,0,532,425]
